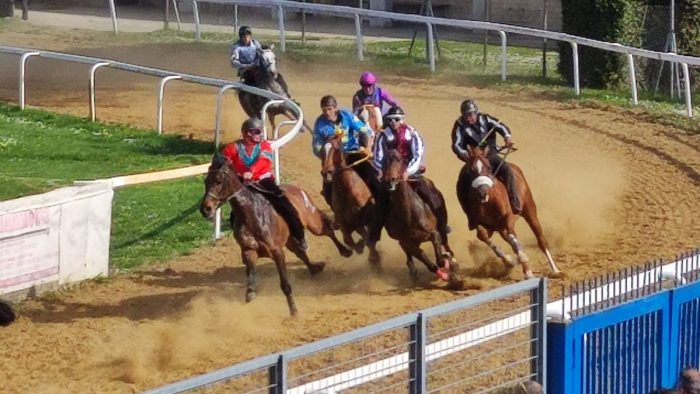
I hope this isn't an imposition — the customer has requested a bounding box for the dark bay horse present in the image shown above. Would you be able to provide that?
[237,46,313,133]
[456,146,561,278]
[321,135,381,265]
[382,149,462,287]
[200,155,352,316]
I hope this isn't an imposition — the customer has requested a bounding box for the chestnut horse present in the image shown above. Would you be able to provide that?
[359,104,383,132]
[321,135,381,265]
[237,46,313,133]
[456,146,561,278]
[200,155,352,316]
[382,149,461,286]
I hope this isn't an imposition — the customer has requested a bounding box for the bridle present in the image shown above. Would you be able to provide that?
[205,164,245,204]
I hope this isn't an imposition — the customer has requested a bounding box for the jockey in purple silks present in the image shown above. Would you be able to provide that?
[351,71,401,116]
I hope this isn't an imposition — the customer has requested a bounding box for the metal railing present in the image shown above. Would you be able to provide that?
[0,44,305,240]
[191,0,699,117]
[143,278,548,393]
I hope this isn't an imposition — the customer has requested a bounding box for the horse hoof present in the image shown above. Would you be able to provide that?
[340,247,353,258]
[309,263,326,275]
[245,291,257,303]
[447,278,465,291]
[369,250,381,265]
[524,270,534,279]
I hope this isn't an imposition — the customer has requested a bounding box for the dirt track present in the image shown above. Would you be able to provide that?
[1,32,699,392]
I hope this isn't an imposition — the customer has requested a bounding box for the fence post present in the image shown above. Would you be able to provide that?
[682,63,693,117]
[108,0,119,35]
[192,1,201,42]
[627,54,639,106]
[571,41,580,95]
[277,6,286,52]
[409,312,427,394]
[268,354,287,394]
[547,321,576,392]
[156,75,182,135]
[18,51,40,110]
[89,62,110,122]
[531,278,548,389]
[354,13,364,61]
[426,23,435,72]
[233,4,239,34]
[498,30,507,81]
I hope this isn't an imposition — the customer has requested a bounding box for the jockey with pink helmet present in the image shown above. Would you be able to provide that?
[351,71,401,117]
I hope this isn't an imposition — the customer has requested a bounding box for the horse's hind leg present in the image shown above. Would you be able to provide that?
[404,250,418,282]
[319,215,353,258]
[476,226,515,269]
[522,208,561,274]
[271,249,298,316]
[287,239,325,275]
[498,229,533,278]
[242,250,259,302]
[358,226,381,267]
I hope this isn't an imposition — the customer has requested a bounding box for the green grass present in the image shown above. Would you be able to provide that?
[0,103,212,200]
[0,103,218,270]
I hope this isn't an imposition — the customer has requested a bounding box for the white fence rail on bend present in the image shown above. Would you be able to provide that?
[0,44,305,241]
[191,0,699,117]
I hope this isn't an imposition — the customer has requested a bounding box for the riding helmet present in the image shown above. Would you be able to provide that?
[238,25,252,38]
[359,71,378,86]
[460,99,479,116]
[320,95,338,108]
[383,106,405,125]
[241,117,263,132]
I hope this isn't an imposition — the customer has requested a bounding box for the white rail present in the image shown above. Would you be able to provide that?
[194,0,699,116]
[0,44,305,240]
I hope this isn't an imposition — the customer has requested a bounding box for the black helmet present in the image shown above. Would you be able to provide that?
[460,99,479,116]
[383,106,405,125]
[238,25,252,38]
[241,117,263,132]
[320,95,338,108]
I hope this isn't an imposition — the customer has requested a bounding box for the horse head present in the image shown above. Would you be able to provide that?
[382,148,406,192]
[200,154,244,219]
[257,45,278,79]
[467,146,495,203]
[321,134,345,183]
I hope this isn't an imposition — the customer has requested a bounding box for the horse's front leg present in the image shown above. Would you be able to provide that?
[242,249,259,302]
[476,226,515,269]
[498,229,532,278]
[271,249,298,316]
[358,226,381,268]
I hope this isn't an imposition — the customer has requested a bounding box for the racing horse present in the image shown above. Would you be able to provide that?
[237,46,313,133]
[321,134,381,266]
[381,149,462,287]
[456,146,561,278]
[200,155,352,316]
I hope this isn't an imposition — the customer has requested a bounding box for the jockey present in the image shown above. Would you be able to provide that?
[369,106,449,246]
[313,95,380,204]
[451,99,521,214]
[221,117,308,251]
[230,25,263,86]
[351,71,401,116]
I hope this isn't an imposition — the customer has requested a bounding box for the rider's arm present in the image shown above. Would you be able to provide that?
[484,114,512,140]
[311,118,326,158]
[379,88,400,109]
[230,45,248,71]
[372,132,386,170]
[406,130,425,175]
[351,91,363,115]
[451,120,470,162]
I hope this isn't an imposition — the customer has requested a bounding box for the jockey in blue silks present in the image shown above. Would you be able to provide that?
[312,95,381,205]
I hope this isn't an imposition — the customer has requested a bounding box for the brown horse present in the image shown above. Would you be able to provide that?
[200,155,352,316]
[456,146,561,278]
[359,104,383,132]
[237,46,313,133]
[321,135,381,265]
[382,149,461,286]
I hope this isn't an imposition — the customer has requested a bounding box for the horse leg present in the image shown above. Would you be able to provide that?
[404,249,419,283]
[498,229,533,279]
[522,208,561,274]
[287,239,325,275]
[358,226,381,267]
[341,226,364,254]
[242,249,259,302]
[307,211,353,258]
[271,249,298,316]
[476,226,515,268]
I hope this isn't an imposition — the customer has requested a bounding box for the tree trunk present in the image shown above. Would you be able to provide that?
[0,0,14,18]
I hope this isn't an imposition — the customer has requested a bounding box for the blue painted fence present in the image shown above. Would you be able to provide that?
[548,252,700,393]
